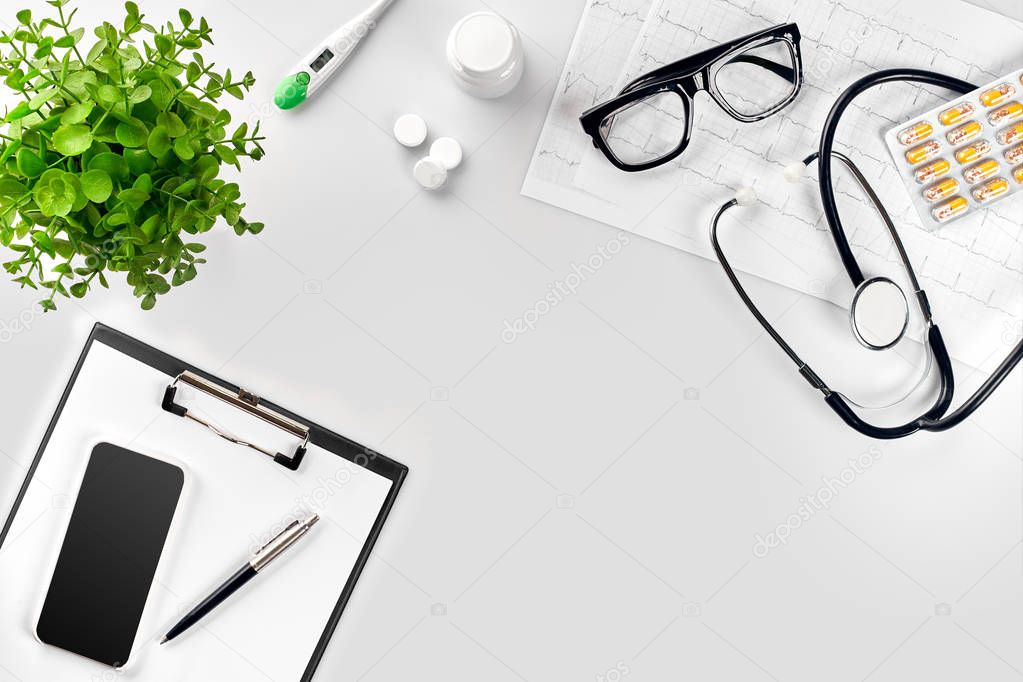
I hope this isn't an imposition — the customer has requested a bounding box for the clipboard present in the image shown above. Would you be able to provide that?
[0,322,408,681]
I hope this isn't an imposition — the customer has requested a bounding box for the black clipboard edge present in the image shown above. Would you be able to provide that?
[0,321,409,682]
[0,321,100,548]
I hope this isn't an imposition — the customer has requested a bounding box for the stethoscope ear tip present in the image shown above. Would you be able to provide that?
[734,186,758,206]
[783,160,806,183]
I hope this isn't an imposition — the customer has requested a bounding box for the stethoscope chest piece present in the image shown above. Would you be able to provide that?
[850,277,909,351]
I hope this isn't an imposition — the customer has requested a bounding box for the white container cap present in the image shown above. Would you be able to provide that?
[447,12,524,99]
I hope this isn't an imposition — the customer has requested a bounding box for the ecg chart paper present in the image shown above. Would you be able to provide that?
[524,0,1023,371]
[520,0,656,225]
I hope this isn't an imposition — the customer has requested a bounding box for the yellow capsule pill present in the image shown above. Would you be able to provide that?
[914,158,951,183]
[931,196,969,222]
[923,177,959,202]
[980,83,1016,107]
[946,121,982,145]
[988,101,1023,125]
[972,177,1009,202]
[997,122,1023,145]
[955,139,991,164]
[963,159,999,183]
[1006,143,1023,165]
[939,102,975,126]
[906,140,941,165]
[1014,165,1023,183]
[897,121,933,145]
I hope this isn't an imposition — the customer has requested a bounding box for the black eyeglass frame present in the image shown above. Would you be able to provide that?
[579,23,804,172]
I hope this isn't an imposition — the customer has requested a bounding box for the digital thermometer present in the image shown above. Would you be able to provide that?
[274,0,398,110]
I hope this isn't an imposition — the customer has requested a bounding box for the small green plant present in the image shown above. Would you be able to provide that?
[0,1,265,310]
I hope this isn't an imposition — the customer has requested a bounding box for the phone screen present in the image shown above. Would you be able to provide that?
[36,442,184,668]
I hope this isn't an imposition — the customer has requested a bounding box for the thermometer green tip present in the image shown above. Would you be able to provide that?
[274,72,310,110]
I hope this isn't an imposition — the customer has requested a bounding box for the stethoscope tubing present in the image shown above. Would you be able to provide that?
[711,67,1023,438]
[817,69,976,286]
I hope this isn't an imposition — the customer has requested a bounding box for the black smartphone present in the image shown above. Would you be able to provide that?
[36,442,185,668]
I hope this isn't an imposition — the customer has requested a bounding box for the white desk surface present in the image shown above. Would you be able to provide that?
[0,1,1020,681]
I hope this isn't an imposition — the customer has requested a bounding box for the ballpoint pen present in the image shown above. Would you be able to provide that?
[161,514,320,644]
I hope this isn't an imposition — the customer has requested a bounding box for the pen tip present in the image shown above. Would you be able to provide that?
[308,514,320,526]
[160,636,168,645]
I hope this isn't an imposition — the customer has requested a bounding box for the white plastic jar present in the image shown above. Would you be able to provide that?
[446,12,525,99]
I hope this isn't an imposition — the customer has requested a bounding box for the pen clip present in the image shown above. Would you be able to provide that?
[254,520,300,557]
[249,515,319,572]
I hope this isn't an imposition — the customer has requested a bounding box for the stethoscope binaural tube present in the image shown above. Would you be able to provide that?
[710,68,1022,437]
[815,68,1021,434]
[710,160,955,439]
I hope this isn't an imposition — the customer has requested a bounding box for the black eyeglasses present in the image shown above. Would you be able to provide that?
[580,23,803,172]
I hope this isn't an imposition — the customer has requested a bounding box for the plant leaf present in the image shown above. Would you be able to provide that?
[5,102,33,122]
[117,187,150,208]
[156,111,187,137]
[214,144,238,166]
[31,231,56,255]
[80,169,113,203]
[140,214,162,242]
[129,84,152,104]
[123,148,155,175]
[147,125,171,156]
[16,148,46,178]
[154,33,173,56]
[98,84,120,104]
[87,39,108,63]
[60,102,95,125]
[173,137,195,160]
[87,152,130,181]
[29,89,58,111]
[53,124,94,156]
[0,178,28,199]
[173,179,197,196]
[115,118,149,148]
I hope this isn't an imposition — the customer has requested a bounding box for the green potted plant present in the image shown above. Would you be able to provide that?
[0,1,265,310]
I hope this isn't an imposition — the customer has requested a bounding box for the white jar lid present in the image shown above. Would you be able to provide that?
[449,12,517,79]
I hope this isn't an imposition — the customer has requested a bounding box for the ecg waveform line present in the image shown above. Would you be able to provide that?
[522,0,1022,367]
[570,0,1022,333]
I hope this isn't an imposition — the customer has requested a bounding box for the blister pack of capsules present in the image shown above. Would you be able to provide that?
[884,68,1023,226]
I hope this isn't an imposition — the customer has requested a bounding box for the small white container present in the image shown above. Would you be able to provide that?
[446,12,525,99]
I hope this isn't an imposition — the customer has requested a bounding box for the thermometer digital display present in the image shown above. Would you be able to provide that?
[310,49,334,73]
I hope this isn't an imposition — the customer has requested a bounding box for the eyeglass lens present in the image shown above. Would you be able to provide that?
[598,90,687,167]
[597,36,798,168]
[713,39,797,117]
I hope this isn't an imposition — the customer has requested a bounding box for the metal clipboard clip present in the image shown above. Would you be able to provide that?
[162,370,310,471]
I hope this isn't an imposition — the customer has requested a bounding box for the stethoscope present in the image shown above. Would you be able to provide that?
[711,68,1023,439]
